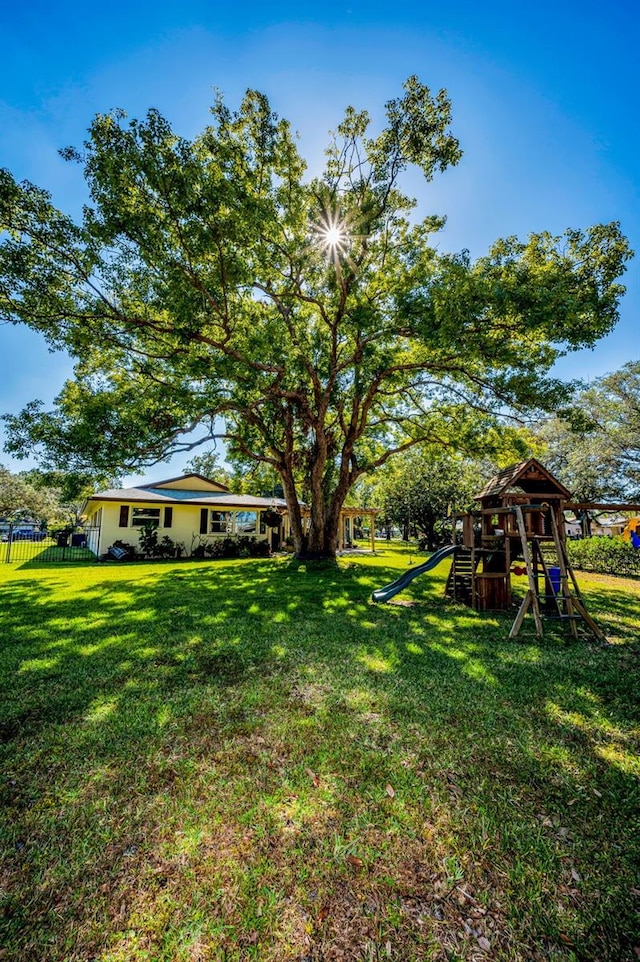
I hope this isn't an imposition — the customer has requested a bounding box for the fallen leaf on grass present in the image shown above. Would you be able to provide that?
[571,868,582,883]
[346,855,364,868]
[559,934,575,946]
[456,886,483,909]
[385,784,396,798]
[593,788,602,798]
[477,936,491,951]
[305,768,320,788]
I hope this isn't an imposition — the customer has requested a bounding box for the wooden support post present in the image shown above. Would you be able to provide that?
[571,597,606,641]
[550,511,605,641]
[548,510,578,639]
[533,540,562,617]
[509,591,532,639]
[471,548,477,609]
[505,535,512,607]
[514,506,544,637]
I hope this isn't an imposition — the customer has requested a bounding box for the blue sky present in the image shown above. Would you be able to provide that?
[1,0,638,481]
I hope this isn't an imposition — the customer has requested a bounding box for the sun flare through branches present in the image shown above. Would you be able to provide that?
[313,207,351,262]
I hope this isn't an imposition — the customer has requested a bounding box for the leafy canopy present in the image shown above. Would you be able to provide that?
[376,450,479,548]
[0,465,90,525]
[0,78,633,555]
[537,362,640,503]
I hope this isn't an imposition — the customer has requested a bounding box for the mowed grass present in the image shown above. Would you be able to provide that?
[0,546,638,962]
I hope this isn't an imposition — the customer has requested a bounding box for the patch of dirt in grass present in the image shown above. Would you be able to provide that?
[296,849,519,962]
[289,681,332,709]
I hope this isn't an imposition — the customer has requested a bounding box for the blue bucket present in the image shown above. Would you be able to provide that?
[548,566,561,594]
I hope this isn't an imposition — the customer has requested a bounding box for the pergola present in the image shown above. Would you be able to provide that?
[338,506,380,552]
[296,505,380,552]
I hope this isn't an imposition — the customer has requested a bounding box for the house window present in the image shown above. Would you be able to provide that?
[235,511,257,534]
[210,511,233,534]
[164,507,173,528]
[119,506,129,528]
[131,507,161,527]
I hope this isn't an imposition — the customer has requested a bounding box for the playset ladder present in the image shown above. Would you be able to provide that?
[445,548,478,605]
[548,510,605,641]
[509,505,543,637]
[509,505,604,641]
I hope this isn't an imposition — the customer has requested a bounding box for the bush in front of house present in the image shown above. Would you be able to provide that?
[567,536,640,577]
[138,522,185,559]
[204,537,270,559]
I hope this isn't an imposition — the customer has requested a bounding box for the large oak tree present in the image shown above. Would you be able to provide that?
[0,79,633,557]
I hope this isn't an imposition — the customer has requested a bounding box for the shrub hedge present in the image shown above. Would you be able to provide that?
[190,536,271,560]
[567,536,640,577]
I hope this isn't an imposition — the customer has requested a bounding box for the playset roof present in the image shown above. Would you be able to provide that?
[475,458,572,502]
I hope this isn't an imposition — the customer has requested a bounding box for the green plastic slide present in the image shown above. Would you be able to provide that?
[371,544,460,603]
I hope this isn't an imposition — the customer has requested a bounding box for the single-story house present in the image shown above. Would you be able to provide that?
[591,514,630,537]
[0,518,42,540]
[564,512,631,539]
[564,517,583,539]
[82,473,378,557]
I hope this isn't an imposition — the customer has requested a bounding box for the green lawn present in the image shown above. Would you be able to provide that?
[1,546,638,961]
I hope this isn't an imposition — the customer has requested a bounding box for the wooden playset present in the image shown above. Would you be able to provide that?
[446,458,605,640]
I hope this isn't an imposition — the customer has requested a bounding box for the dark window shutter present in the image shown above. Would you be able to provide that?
[119,505,129,528]
[200,508,208,534]
[164,507,173,529]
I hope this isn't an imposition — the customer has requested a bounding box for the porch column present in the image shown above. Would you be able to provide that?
[370,511,375,552]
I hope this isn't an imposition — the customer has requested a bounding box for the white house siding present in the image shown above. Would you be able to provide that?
[93,501,273,557]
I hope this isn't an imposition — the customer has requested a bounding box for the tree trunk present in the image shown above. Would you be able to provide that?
[277,419,358,560]
[425,518,437,551]
[278,474,348,561]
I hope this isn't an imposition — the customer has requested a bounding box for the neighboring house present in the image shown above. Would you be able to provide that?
[82,472,379,557]
[82,473,290,557]
[591,514,629,538]
[564,517,582,539]
[0,518,41,540]
[564,513,630,539]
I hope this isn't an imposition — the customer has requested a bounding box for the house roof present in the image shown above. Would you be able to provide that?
[85,486,287,510]
[475,458,572,501]
[146,472,230,492]
[591,514,629,526]
[82,473,287,512]
[82,474,378,524]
